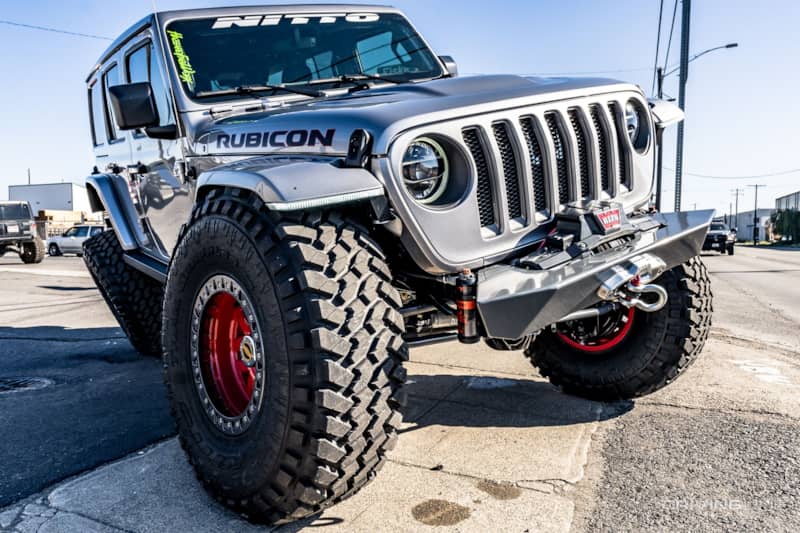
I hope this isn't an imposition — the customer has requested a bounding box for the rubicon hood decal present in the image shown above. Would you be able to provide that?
[216,129,335,149]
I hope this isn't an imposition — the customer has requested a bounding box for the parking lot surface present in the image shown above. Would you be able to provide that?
[1,247,798,532]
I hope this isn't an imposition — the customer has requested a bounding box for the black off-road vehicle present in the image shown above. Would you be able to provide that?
[703,222,736,255]
[82,5,713,524]
[0,201,45,264]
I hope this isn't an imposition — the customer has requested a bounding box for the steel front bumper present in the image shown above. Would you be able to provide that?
[476,210,714,339]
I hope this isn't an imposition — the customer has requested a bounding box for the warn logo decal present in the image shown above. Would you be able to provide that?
[212,13,380,29]
[595,207,622,231]
[216,129,335,149]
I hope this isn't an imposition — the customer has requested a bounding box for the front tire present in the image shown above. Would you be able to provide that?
[163,188,407,524]
[525,256,712,401]
[48,242,61,256]
[20,237,45,264]
[83,231,164,356]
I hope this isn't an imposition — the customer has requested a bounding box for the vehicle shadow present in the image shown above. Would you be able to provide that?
[400,373,633,432]
[0,325,125,343]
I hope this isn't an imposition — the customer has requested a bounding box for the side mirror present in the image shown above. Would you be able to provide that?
[438,55,458,77]
[732,228,738,234]
[108,82,159,130]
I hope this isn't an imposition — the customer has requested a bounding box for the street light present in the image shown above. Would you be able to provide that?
[658,43,739,91]
[654,42,738,212]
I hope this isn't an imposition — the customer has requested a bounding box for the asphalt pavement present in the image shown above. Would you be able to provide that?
[0,256,174,509]
[0,246,798,532]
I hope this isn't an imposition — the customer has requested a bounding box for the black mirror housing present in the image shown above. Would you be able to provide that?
[108,82,160,130]
[438,55,458,77]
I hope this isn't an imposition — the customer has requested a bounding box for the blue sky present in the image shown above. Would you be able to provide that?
[1,0,798,216]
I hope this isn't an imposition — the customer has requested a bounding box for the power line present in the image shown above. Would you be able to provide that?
[651,0,665,95]
[0,20,112,40]
[663,0,680,72]
[664,167,800,180]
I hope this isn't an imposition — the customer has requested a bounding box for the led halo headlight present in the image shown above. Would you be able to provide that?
[624,99,650,153]
[625,101,640,142]
[402,137,450,205]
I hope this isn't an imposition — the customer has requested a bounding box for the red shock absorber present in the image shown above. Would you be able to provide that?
[456,268,480,344]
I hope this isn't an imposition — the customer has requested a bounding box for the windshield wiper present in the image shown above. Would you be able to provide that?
[304,73,406,88]
[196,84,322,99]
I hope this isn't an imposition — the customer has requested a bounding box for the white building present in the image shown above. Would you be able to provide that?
[8,183,92,214]
[728,208,775,242]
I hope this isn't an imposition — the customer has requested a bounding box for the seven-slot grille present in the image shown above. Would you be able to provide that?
[461,101,632,231]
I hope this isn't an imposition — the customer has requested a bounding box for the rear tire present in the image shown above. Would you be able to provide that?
[20,236,45,264]
[163,188,407,524]
[525,256,712,401]
[83,231,164,356]
[48,243,61,257]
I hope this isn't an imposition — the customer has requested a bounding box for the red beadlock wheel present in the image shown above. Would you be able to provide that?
[555,306,636,353]
[200,291,257,417]
[192,275,265,435]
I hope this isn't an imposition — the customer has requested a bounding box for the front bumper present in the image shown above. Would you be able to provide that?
[702,236,732,250]
[477,210,714,339]
[0,234,34,245]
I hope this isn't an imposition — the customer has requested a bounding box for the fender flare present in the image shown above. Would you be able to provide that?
[85,174,150,251]
[196,157,385,211]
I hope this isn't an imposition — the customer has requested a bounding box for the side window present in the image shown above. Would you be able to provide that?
[127,44,149,84]
[75,227,90,238]
[91,227,104,236]
[88,81,107,146]
[125,40,173,128]
[103,64,121,142]
[64,227,78,237]
[126,44,150,136]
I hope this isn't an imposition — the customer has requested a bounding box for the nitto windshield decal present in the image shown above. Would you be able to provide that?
[167,30,196,90]
[216,129,336,149]
[211,13,380,29]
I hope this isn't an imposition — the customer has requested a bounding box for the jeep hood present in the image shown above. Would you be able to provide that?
[192,74,637,157]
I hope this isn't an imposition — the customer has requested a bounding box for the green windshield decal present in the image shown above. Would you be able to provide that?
[167,30,196,90]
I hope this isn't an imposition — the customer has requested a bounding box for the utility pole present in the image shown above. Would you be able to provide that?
[731,188,744,230]
[674,0,691,212]
[748,184,766,245]
[728,201,732,225]
[27,168,31,185]
[654,67,665,211]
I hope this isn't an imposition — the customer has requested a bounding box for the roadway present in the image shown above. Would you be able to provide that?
[0,246,798,531]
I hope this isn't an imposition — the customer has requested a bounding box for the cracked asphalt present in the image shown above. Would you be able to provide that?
[1,245,798,532]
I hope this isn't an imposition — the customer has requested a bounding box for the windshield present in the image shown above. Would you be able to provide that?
[164,12,443,99]
[710,224,728,231]
[0,203,31,220]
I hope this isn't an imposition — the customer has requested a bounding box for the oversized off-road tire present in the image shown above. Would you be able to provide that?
[526,256,712,401]
[727,244,735,255]
[83,231,164,356]
[20,236,45,264]
[163,187,407,524]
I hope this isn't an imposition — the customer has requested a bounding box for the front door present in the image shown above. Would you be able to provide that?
[122,33,189,260]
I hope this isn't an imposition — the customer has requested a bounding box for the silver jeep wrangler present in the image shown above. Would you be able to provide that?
[83,4,713,524]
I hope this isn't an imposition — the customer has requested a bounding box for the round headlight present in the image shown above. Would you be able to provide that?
[624,99,650,153]
[402,137,449,204]
[625,101,640,142]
